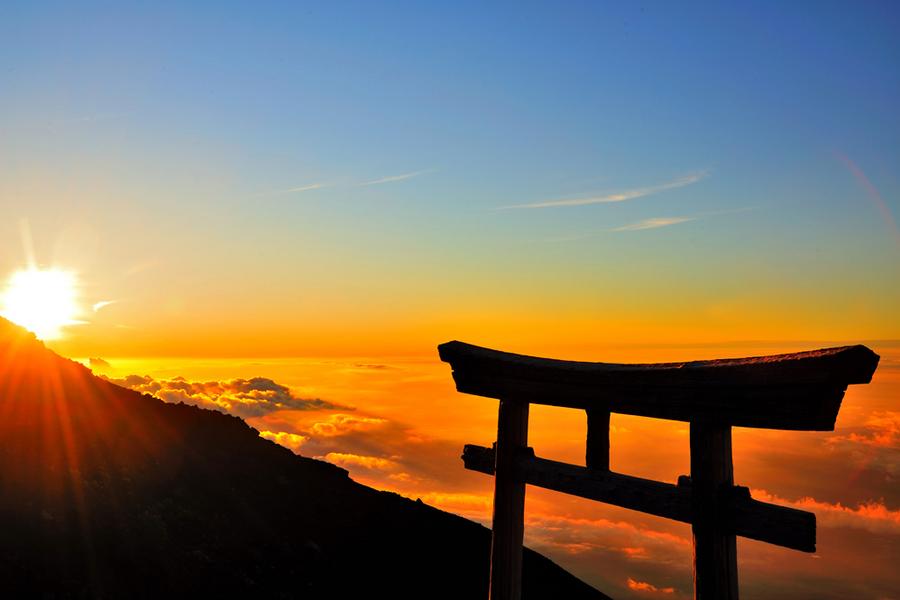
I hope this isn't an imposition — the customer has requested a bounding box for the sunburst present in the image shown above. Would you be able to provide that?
[1,268,81,340]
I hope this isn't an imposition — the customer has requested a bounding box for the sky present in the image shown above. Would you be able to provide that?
[1,1,898,598]
[1,1,898,358]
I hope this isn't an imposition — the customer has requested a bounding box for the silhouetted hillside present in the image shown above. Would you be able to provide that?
[0,318,607,599]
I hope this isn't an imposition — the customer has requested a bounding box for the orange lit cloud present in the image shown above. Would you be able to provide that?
[627,578,675,594]
[751,489,900,535]
[321,452,399,471]
[828,411,900,448]
[309,414,387,437]
[106,374,343,418]
[249,409,476,497]
[259,430,308,452]
[520,510,693,590]
[526,514,691,551]
[414,491,493,520]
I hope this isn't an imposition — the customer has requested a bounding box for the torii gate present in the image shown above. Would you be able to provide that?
[438,341,879,600]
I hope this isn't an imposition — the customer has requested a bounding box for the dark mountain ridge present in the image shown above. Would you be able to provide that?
[0,318,606,599]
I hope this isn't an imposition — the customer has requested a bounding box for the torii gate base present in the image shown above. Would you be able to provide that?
[439,341,879,600]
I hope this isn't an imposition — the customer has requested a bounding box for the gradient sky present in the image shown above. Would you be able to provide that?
[2,3,899,598]
[1,1,898,357]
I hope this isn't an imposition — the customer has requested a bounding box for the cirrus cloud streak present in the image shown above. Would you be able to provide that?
[501,172,707,209]
[610,217,696,232]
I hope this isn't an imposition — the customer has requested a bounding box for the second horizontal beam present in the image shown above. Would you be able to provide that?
[462,444,815,552]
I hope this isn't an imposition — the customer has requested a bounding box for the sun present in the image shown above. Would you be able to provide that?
[0,268,80,340]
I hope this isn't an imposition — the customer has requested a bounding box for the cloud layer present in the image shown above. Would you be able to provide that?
[106,374,342,418]
[103,348,898,600]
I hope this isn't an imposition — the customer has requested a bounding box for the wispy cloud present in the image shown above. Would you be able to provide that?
[501,171,708,209]
[545,206,755,241]
[254,182,330,198]
[259,170,434,196]
[92,300,117,312]
[284,183,328,193]
[359,170,432,186]
[609,216,695,232]
[124,259,161,276]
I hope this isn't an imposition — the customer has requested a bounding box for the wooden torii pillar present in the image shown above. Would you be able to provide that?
[438,341,879,600]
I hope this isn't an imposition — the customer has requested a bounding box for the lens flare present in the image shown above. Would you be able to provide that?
[1,269,80,340]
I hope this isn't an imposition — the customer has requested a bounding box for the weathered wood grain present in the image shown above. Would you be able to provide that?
[690,422,738,599]
[462,444,815,553]
[488,400,529,600]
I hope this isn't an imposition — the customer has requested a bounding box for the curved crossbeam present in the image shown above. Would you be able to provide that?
[439,341,879,430]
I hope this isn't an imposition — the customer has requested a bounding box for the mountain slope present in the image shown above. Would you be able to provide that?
[0,318,607,599]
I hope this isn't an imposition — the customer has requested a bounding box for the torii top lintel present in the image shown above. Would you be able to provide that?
[438,341,880,431]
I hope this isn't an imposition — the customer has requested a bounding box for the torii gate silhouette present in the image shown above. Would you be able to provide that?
[438,341,879,600]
